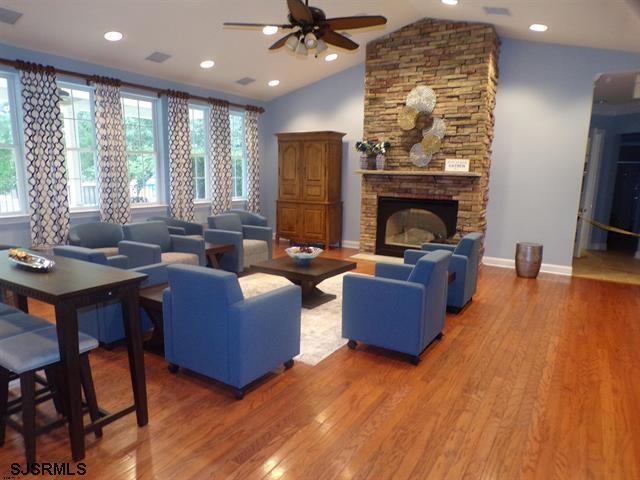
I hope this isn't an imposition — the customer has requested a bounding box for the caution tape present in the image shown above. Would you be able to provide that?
[578,214,640,239]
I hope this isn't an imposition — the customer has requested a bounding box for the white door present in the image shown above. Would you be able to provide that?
[574,128,605,258]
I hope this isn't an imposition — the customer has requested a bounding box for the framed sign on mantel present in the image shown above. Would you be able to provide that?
[444,158,470,173]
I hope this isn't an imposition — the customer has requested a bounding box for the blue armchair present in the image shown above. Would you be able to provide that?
[147,216,204,237]
[204,213,272,273]
[404,232,482,312]
[342,250,451,364]
[68,222,124,257]
[228,209,268,227]
[163,264,301,399]
[121,221,206,268]
[53,246,166,346]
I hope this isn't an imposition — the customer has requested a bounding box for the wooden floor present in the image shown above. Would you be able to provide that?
[573,249,640,285]
[1,246,640,478]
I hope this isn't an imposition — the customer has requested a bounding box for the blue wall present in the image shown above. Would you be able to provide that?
[0,42,262,246]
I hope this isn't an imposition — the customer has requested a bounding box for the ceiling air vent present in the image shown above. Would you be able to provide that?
[0,7,23,25]
[145,52,171,63]
[483,6,511,16]
[236,77,255,86]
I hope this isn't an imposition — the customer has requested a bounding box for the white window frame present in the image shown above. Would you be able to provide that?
[230,108,247,201]
[58,82,99,211]
[121,91,162,206]
[0,71,26,217]
[188,103,211,203]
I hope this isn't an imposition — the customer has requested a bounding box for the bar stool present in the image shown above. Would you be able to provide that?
[0,325,100,463]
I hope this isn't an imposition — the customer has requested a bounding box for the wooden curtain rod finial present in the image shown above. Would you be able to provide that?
[87,75,122,87]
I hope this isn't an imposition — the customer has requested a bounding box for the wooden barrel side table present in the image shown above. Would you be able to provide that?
[515,242,543,278]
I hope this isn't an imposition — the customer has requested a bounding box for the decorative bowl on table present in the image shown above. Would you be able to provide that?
[7,248,55,272]
[285,246,323,266]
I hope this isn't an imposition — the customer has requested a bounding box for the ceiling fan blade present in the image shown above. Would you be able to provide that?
[269,32,297,50]
[321,30,359,51]
[325,16,387,30]
[224,22,292,28]
[287,0,313,23]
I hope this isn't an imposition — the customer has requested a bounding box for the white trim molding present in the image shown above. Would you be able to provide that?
[342,240,360,249]
[482,256,573,276]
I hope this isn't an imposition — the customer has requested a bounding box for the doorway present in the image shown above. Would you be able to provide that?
[573,72,640,285]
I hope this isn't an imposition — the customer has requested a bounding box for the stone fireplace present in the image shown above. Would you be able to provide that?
[359,18,500,254]
[376,197,458,256]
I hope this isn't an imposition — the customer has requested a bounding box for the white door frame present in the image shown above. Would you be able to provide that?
[574,128,606,258]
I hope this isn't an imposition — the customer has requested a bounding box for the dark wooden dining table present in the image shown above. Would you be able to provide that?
[0,250,149,461]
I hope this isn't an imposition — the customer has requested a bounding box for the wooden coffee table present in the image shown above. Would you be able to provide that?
[252,256,357,308]
[205,242,234,269]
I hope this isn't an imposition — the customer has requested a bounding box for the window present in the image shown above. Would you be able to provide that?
[122,95,158,204]
[230,110,246,199]
[0,74,22,215]
[189,106,208,200]
[59,85,98,209]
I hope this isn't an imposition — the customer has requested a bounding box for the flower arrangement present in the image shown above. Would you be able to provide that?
[355,140,391,157]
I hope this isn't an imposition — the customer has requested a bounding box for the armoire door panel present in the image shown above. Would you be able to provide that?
[277,203,300,237]
[301,205,326,240]
[302,142,327,202]
[278,142,301,200]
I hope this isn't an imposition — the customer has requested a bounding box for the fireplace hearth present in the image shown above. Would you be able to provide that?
[375,197,458,257]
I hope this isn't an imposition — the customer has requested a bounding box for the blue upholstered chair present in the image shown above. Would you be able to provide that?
[53,245,129,269]
[53,246,166,347]
[68,222,124,257]
[228,209,268,227]
[204,213,272,273]
[404,232,482,312]
[342,250,451,364]
[121,221,206,268]
[147,216,204,236]
[163,264,301,399]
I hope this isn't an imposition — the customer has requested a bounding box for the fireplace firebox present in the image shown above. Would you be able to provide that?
[375,197,459,257]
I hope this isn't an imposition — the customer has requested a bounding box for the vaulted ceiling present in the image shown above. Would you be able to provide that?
[0,0,638,101]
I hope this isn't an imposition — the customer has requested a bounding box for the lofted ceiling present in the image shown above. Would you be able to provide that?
[0,0,638,101]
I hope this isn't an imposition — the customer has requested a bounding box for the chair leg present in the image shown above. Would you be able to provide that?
[20,371,36,464]
[347,340,357,350]
[44,367,65,416]
[79,355,102,439]
[0,369,9,446]
[233,388,245,400]
[167,364,179,374]
[283,359,294,370]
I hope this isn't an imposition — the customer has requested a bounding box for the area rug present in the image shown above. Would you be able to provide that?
[238,273,349,366]
[349,253,404,264]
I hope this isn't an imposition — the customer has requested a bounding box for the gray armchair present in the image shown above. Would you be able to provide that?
[228,209,268,227]
[205,213,272,273]
[121,221,206,268]
[147,216,204,237]
[68,222,124,257]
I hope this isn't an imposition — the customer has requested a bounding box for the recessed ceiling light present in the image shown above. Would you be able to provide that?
[268,80,280,87]
[262,25,278,35]
[441,0,458,5]
[529,23,548,32]
[104,31,123,42]
[200,60,215,69]
[325,53,338,62]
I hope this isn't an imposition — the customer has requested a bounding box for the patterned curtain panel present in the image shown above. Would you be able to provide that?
[17,62,70,247]
[209,99,232,214]
[89,76,131,224]
[245,107,261,213]
[167,91,195,221]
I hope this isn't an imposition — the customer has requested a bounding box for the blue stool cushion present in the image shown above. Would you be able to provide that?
[0,326,98,374]
[0,313,51,341]
[0,303,19,316]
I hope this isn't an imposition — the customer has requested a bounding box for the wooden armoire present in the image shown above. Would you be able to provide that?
[276,131,345,249]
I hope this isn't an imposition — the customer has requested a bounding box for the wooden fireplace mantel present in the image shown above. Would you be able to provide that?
[355,170,482,178]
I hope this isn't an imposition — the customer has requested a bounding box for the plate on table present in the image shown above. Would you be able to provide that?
[7,248,55,272]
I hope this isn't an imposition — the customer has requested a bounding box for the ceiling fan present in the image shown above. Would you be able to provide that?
[224,0,387,57]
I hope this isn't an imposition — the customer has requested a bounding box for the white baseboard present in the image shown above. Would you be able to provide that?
[341,240,360,249]
[588,242,607,251]
[482,256,573,276]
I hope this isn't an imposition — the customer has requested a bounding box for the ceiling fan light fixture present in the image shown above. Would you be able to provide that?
[262,25,279,35]
[304,32,318,49]
[315,39,328,55]
[285,34,299,51]
[295,36,308,56]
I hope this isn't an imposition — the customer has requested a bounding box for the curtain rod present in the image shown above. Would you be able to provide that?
[0,57,265,113]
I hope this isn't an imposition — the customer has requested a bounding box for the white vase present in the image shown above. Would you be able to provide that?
[376,154,386,171]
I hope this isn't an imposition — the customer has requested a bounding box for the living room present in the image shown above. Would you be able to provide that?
[0,0,638,478]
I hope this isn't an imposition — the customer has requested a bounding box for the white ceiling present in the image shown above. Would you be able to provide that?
[0,0,639,101]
